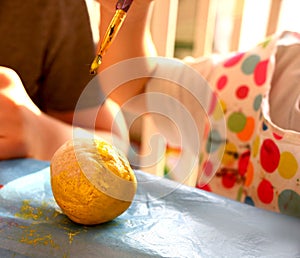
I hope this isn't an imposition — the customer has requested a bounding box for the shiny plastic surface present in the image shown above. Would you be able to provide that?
[0,159,300,257]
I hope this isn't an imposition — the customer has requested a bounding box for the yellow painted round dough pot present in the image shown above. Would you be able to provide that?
[50,138,137,225]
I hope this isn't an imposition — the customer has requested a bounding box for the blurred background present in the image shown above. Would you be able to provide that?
[173,0,300,58]
[86,0,300,58]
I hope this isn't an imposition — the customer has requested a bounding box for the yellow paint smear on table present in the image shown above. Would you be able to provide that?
[14,200,60,248]
[15,200,53,221]
[13,200,87,248]
[18,226,58,248]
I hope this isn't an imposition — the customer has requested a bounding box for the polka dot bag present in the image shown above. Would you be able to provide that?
[244,32,300,217]
[184,31,300,218]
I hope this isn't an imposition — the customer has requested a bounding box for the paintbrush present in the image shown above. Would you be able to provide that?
[90,0,134,74]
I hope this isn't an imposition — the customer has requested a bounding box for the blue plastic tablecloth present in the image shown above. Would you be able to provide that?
[1,159,300,258]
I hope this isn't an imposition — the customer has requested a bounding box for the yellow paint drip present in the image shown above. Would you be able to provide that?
[68,230,82,244]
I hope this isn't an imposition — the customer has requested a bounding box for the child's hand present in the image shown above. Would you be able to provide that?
[0,67,41,159]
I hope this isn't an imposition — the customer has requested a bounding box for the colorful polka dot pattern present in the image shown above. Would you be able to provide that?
[196,34,277,201]
[244,99,300,217]
[164,31,300,218]
[203,31,300,218]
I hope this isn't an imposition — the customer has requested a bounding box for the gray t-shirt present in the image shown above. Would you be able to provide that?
[0,0,100,112]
